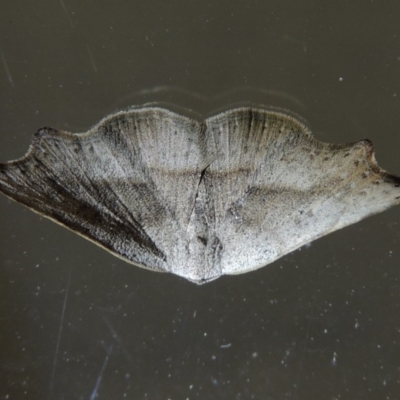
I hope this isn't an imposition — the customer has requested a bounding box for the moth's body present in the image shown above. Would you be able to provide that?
[0,107,399,283]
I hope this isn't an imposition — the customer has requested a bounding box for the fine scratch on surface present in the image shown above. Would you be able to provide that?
[0,106,399,284]
[86,44,98,73]
[1,50,14,88]
[47,268,71,400]
[59,0,74,28]
[103,317,132,364]
[89,345,113,400]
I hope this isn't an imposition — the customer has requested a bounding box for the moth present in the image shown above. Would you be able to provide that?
[0,107,399,283]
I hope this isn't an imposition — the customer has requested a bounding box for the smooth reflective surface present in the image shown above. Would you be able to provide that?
[1,1,400,399]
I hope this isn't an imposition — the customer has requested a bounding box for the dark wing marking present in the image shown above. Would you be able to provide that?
[0,108,209,273]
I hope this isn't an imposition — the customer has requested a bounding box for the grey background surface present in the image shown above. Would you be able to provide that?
[1,1,400,399]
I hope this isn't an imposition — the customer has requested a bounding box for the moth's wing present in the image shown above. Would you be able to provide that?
[0,108,207,273]
[205,108,400,275]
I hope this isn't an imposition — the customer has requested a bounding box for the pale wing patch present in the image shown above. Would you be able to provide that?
[0,107,399,283]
